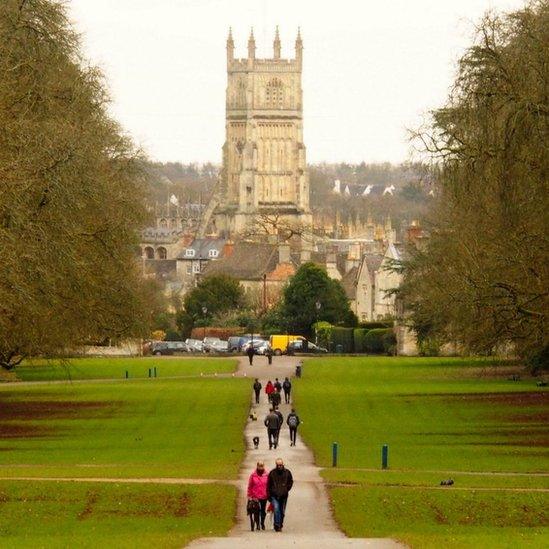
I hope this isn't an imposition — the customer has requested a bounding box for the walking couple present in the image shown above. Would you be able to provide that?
[247,458,293,532]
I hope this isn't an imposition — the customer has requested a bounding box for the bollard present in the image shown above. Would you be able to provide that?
[382,444,388,469]
[125,370,129,379]
[148,368,151,378]
[154,366,157,378]
[332,442,338,467]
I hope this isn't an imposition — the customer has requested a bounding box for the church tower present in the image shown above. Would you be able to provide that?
[211,27,312,237]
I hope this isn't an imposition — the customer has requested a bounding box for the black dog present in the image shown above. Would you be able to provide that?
[252,436,260,449]
[247,498,260,531]
[440,479,454,486]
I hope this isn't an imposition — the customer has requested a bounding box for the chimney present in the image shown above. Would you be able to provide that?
[222,240,234,258]
[278,242,291,264]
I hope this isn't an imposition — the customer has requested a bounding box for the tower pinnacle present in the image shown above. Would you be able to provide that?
[295,27,303,66]
[226,27,234,63]
[247,27,256,60]
[273,25,281,59]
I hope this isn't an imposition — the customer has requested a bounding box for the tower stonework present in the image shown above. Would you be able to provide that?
[212,28,312,237]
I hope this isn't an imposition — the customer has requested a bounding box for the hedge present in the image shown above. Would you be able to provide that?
[331,327,354,353]
[353,328,368,353]
[364,328,395,354]
[189,326,245,340]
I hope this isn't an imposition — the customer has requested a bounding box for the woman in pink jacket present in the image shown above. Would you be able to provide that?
[247,460,268,531]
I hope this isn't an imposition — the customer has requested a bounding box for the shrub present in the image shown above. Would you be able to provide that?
[331,327,354,353]
[353,328,368,353]
[189,327,245,340]
[314,321,333,349]
[165,329,182,341]
[358,321,393,330]
[382,330,397,355]
[364,328,394,354]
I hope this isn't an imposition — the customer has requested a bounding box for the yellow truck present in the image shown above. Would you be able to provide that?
[269,335,304,355]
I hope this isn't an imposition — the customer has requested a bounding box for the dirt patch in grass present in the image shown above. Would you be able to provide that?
[0,399,121,421]
[405,391,548,405]
[0,423,56,439]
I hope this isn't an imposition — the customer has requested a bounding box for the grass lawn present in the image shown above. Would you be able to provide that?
[15,357,237,382]
[0,377,250,479]
[0,480,236,548]
[295,356,549,547]
[330,485,547,548]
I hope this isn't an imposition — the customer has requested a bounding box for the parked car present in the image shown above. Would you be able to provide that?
[202,337,222,353]
[185,338,204,353]
[208,340,229,353]
[287,339,328,354]
[254,341,272,355]
[269,334,303,355]
[241,339,268,355]
[228,335,251,352]
[150,341,189,356]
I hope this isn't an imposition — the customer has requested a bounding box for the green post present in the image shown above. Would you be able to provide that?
[148,368,151,378]
[125,370,128,379]
[332,442,338,467]
[154,366,157,378]
[382,444,388,469]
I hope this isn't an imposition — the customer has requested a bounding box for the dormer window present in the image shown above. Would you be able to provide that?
[185,249,195,258]
[208,249,219,258]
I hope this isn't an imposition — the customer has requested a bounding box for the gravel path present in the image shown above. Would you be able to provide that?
[187,355,403,549]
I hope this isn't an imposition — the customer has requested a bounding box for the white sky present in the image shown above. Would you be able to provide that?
[67,0,525,164]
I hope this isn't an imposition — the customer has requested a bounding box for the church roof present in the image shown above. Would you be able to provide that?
[201,241,279,281]
[177,238,226,260]
[341,266,358,300]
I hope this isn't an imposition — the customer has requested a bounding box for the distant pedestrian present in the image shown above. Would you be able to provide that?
[286,409,300,446]
[271,388,281,408]
[253,378,262,404]
[267,458,293,532]
[266,347,273,365]
[282,377,291,404]
[265,380,274,403]
[264,409,280,449]
[274,378,282,393]
[247,461,268,531]
[247,345,255,365]
[274,406,283,443]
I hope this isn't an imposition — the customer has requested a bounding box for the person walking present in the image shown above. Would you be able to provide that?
[267,458,293,532]
[265,380,274,404]
[286,408,300,446]
[266,346,273,365]
[271,388,281,408]
[246,344,255,365]
[274,406,284,446]
[247,461,268,531]
[282,377,292,404]
[274,378,282,393]
[264,408,280,449]
[253,379,262,404]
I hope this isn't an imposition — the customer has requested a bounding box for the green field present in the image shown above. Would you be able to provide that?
[0,480,236,548]
[15,357,237,382]
[0,376,249,479]
[295,357,549,547]
[0,361,251,547]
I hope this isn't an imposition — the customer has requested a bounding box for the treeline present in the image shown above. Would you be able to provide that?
[145,160,433,227]
[401,1,548,368]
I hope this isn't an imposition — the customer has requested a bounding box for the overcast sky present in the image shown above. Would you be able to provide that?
[68,0,525,165]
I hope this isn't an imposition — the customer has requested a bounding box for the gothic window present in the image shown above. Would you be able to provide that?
[159,218,168,229]
[156,247,167,260]
[144,246,154,259]
[265,78,284,108]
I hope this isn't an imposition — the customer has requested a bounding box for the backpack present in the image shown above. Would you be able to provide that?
[283,380,291,390]
[288,414,298,428]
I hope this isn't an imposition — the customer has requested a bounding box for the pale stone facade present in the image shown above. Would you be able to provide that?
[208,28,312,237]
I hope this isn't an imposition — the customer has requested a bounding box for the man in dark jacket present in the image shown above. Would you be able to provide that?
[271,388,281,408]
[274,378,282,392]
[246,344,255,365]
[286,409,300,446]
[264,409,280,449]
[282,377,292,404]
[253,379,262,404]
[267,458,293,531]
[273,406,283,444]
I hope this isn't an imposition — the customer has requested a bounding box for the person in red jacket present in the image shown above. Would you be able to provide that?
[265,380,274,404]
[247,461,268,531]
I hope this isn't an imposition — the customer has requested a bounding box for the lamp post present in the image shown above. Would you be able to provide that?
[315,301,322,345]
[202,306,208,342]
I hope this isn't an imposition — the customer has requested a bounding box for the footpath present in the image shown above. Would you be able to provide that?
[187,355,402,549]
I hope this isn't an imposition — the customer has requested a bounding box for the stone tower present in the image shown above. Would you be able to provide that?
[210,27,312,237]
